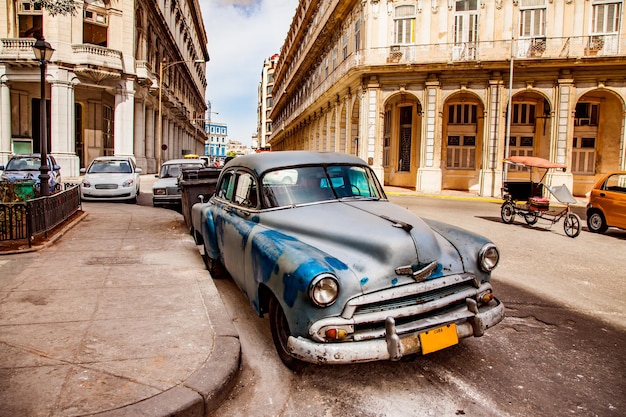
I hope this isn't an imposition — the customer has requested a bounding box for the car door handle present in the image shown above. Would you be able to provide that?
[600,193,606,197]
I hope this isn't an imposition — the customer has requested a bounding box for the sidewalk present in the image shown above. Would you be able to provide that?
[0,201,240,417]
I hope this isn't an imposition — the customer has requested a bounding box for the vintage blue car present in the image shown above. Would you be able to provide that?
[191,151,504,369]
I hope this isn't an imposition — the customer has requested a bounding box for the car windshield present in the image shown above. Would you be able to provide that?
[88,160,132,174]
[6,157,41,171]
[159,163,202,178]
[261,164,384,208]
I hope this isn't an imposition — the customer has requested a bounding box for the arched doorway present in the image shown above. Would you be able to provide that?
[442,92,484,191]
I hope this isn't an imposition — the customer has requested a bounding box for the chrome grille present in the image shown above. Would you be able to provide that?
[95,184,118,189]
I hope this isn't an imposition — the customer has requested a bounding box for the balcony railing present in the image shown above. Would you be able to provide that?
[273,35,622,131]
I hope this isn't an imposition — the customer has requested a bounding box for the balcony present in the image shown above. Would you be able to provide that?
[0,38,37,60]
[71,44,123,70]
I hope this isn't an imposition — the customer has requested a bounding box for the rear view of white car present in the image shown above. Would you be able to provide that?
[80,156,142,203]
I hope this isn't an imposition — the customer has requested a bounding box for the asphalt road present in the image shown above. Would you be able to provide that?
[209,196,625,417]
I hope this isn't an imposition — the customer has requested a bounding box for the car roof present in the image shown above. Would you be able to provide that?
[162,159,204,165]
[10,154,42,158]
[91,156,133,162]
[224,151,368,174]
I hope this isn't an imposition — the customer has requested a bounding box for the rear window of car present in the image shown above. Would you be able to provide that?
[604,174,626,194]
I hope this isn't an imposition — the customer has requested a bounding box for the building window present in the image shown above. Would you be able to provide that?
[394,5,416,45]
[574,103,599,126]
[342,32,348,60]
[448,104,477,124]
[506,136,534,171]
[512,103,536,125]
[447,136,476,169]
[454,1,478,44]
[18,1,42,38]
[572,137,596,175]
[592,1,622,34]
[398,106,412,172]
[519,0,546,38]
[83,0,108,47]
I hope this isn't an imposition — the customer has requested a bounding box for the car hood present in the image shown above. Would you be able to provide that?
[2,170,41,182]
[83,173,135,183]
[258,199,464,293]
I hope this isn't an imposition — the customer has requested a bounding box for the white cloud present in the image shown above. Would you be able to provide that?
[199,0,298,146]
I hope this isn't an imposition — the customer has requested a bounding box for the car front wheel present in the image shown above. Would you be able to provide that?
[587,210,608,234]
[269,297,307,372]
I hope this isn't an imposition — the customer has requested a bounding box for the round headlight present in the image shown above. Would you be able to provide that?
[309,274,339,307]
[479,243,499,272]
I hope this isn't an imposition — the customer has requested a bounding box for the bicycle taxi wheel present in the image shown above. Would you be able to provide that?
[564,213,581,238]
[501,202,516,224]
[524,211,538,225]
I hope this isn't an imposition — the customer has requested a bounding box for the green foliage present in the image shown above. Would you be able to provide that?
[35,0,79,16]
[226,151,237,157]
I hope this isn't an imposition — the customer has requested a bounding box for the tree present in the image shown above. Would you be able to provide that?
[36,0,79,16]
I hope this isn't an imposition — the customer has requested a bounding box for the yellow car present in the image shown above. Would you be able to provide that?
[586,171,626,233]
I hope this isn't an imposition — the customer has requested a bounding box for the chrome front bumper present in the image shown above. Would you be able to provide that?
[287,297,505,365]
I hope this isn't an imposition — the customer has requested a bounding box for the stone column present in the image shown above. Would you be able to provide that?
[0,73,11,166]
[114,79,136,157]
[145,106,156,173]
[547,74,574,190]
[480,76,505,197]
[417,76,443,192]
[49,65,80,178]
[134,97,147,171]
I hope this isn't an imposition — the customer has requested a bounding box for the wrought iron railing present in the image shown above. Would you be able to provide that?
[0,185,81,247]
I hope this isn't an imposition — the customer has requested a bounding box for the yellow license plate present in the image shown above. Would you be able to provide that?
[419,323,459,354]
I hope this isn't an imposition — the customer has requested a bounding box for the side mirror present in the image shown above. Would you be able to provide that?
[136,167,143,174]
[79,168,86,174]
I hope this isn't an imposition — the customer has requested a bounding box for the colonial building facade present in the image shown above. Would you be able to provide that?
[269,0,626,197]
[0,0,209,177]
[256,53,279,151]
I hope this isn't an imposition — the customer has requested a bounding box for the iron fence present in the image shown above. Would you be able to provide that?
[0,185,81,247]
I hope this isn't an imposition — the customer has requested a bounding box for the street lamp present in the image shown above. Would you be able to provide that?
[32,37,55,197]
[157,59,205,169]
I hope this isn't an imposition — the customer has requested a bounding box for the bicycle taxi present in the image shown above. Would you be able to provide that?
[500,156,581,238]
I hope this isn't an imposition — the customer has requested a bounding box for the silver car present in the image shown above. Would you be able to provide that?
[192,151,504,369]
[80,156,142,203]
[152,159,205,207]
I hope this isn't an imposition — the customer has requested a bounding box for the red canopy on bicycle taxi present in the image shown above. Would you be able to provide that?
[504,156,567,170]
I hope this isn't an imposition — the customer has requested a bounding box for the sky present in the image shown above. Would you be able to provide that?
[199,0,299,147]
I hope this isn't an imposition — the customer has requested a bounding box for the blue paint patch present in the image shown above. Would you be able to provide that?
[431,263,444,278]
[360,277,369,286]
[391,277,398,286]
[283,259,328,307]
[324,256,349,271]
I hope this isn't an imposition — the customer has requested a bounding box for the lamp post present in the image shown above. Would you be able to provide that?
[157,59,205,169]
[32,37,55,197]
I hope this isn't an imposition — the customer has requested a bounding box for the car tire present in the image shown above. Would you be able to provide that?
[269,296,307,373]
[587,210,608,234]
[202,246,228,279]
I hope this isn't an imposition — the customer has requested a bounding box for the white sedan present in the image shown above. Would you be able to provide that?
[80,156,142,203]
